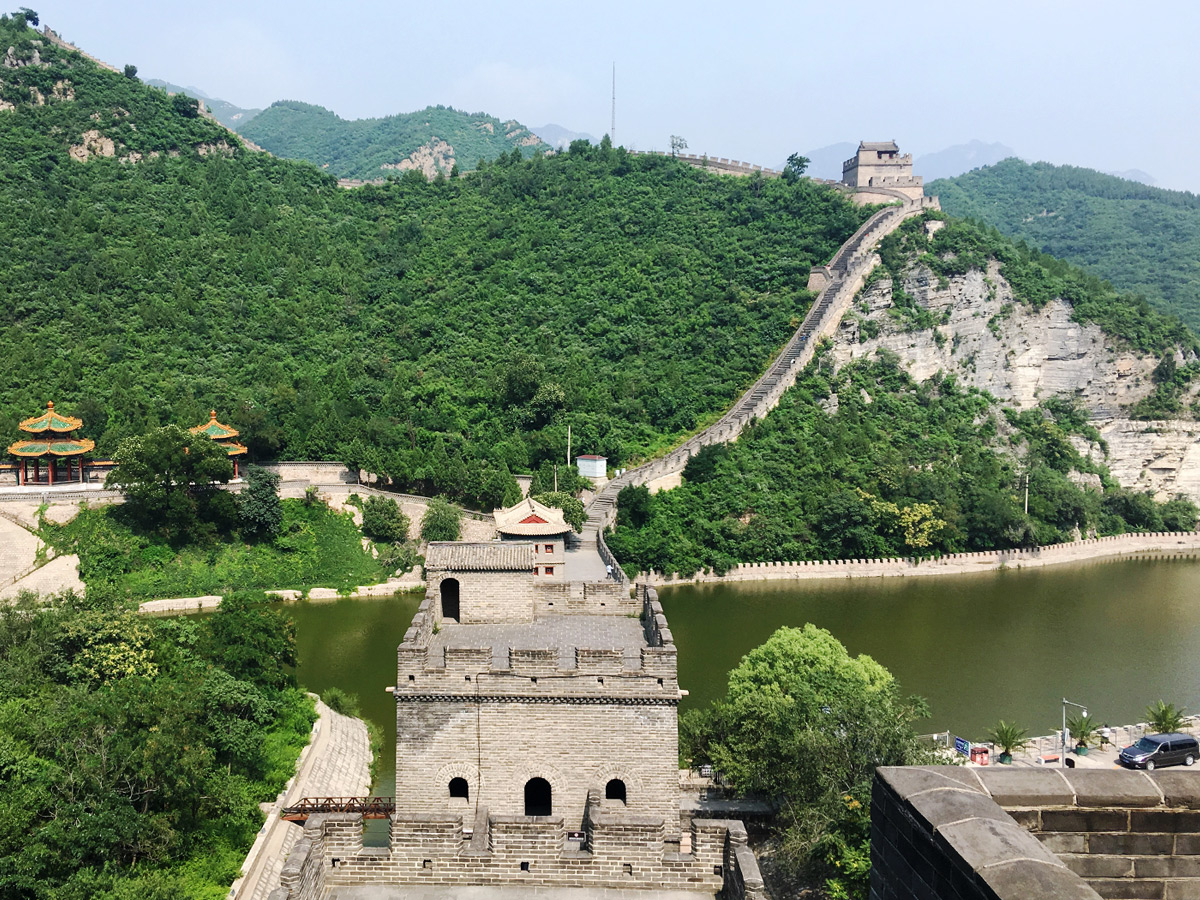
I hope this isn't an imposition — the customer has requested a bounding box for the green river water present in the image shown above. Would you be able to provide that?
[277,554,1200,798]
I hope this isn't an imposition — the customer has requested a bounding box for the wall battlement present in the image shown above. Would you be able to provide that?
[269,800,765,899]
[394,586,679,695]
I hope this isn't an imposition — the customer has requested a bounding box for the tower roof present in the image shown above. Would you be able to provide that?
[859,140,900,152]
[493,496,571,537]
[19,401,82,434]
[425,541,535,572]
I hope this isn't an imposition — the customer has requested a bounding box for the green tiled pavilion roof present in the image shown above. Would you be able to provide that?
[8,438,95,457]
[19,401,83,434]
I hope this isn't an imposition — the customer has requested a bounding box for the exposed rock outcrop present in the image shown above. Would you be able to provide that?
[380,138,455,178]
[68,129,115,161]
[830,259,1200,501]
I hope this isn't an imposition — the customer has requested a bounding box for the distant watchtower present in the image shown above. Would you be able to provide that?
[841,140,924,201]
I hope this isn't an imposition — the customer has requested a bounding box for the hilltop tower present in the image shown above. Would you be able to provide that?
[841,140,925,201]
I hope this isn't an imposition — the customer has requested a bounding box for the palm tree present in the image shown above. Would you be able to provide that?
[987,720,1030,764]
[1146,700,1188,734]
[1067,713,1101,754]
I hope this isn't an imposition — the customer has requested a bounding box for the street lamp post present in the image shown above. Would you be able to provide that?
[1062,698,1088,768]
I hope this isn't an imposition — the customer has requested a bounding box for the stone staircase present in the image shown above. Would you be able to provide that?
[585,195,939,537]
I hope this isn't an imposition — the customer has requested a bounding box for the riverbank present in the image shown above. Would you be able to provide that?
[137,575,424,615]
[637,531,1200,586]
[232,695,372,900]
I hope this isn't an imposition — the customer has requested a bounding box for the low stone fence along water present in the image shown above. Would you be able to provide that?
[636,531,1200,587]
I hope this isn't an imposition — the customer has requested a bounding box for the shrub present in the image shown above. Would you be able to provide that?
[321,686,361,718]
[361,495,409,543]
[420,498,462,542]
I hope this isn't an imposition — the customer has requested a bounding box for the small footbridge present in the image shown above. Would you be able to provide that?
[588,193,940,548]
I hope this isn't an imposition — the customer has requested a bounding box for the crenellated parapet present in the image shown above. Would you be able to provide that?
[268,802,765,900]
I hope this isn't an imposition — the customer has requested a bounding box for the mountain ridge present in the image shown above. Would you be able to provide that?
[237,100,551,179]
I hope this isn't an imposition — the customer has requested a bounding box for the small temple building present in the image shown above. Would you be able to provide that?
[492,496,571,579]
[7,401,94,485]
[190,410,248,477]
[493,496,571,541]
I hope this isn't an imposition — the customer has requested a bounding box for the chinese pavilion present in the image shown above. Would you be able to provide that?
[7,401,94,485]
[190,410,248,477]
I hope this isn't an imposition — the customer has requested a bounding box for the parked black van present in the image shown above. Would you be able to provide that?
[1119,733,1199,770]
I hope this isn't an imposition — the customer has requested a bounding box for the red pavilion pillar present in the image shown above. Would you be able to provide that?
[48,458,54,485]
[33,458,39,484]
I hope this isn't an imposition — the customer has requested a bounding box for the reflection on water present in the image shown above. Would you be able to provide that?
[261,555,1200,809]
[659,555,1200,740]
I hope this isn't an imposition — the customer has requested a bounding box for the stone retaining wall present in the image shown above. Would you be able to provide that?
[638,531,1200,586]
[871,766,1200,900]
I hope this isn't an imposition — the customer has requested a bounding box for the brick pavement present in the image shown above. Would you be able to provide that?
[240,698,373,900]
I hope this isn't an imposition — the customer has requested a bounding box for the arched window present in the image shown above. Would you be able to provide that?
[524,777,552,817]
[441,578,460,622]
[605,778,627,804]
[449,777,469,800]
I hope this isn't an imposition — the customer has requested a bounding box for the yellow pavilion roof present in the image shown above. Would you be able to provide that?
[8,438,95,457]
[19,401,83,434]
[191,410,240,441]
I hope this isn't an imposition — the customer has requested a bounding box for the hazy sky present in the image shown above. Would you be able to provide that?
[35,0,1200,191]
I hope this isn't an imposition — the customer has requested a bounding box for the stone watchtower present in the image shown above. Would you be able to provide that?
[841,140,925,201]
[266,521,764,897]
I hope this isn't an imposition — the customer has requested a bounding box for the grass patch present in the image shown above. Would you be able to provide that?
[43,500,388,600]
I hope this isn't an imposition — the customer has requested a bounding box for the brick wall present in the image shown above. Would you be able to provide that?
[267,806,764,898]
[394,697,681,826]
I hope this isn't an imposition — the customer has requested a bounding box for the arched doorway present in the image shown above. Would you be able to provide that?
[441,578,460,622]
[524,777,552,816]
[605,778,627,805]
[449,777,469,801]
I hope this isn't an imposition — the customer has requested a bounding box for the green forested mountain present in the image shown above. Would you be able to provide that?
[237,100,551,179]
[145,79,263,129]
[0,16,866,509]
[929,159,1200,329]
[607,216,1198,577]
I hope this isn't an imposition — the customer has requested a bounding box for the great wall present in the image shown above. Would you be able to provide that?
[588,189,941,551]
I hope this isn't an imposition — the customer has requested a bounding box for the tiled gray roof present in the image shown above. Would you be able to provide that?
[425,541,533,571]
[859,140,900,152]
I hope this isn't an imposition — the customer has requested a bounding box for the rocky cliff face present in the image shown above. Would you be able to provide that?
[829,253,1200,501]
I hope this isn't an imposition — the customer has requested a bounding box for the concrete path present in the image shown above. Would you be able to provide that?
[235,697,373,900]
[0,513,41,586]
[0,554,83,600]
[327,887,718,899]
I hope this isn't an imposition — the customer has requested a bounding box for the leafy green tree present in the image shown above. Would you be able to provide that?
[201,592,297,690]
[682,625,933,893]
[783,152,810,183]
[171,93,199,118]
[361,495,409,542]
[239,464,283,540]
[616,484,651,528]
[106,425,234,543]
[16,7,36,26]
[533,491,585,533]
[123,64,138,80]
[420,498,462,542]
